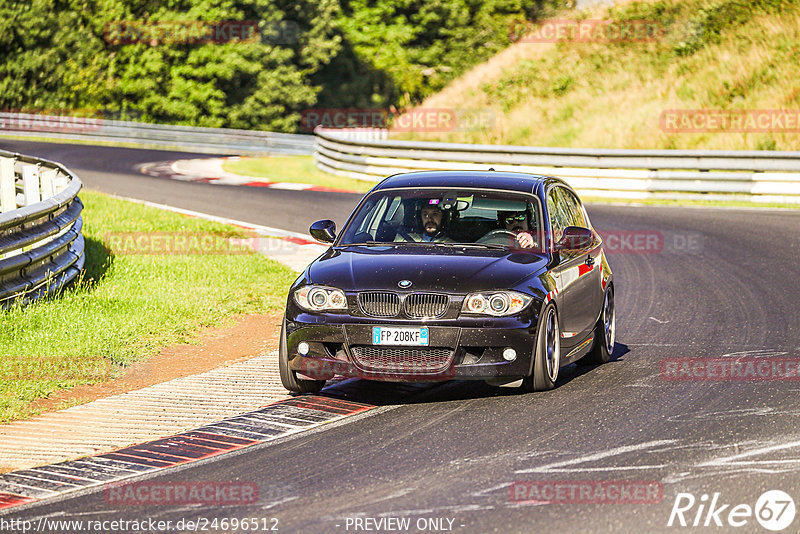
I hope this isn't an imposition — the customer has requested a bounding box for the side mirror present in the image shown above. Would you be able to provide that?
[310,219,336,243]
[556,226,593,251]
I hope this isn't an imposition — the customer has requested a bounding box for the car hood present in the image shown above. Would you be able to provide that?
[306,245,549,292]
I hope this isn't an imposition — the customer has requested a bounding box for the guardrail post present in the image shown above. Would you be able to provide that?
[22,164,41,207]
[0,157,15,212]
[40,169,57,199]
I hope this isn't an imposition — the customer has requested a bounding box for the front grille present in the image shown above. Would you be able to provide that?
[351,346,453,374]
[358,292,400,317]
[404,293,449,318]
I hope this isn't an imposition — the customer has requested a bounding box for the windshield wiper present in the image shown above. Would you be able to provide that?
[342,241,406,246]
[452,242,507,250]
[344,241,506,250]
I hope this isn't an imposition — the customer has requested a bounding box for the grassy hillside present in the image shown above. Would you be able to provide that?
[396,0,800,150]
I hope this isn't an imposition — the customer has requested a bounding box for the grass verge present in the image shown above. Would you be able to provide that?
[222,155,376,193]
[0,190,298,423]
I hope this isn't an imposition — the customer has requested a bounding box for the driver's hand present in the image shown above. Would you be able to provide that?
[516,232,534,248]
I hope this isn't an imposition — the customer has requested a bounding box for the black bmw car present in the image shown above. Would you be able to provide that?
[279,171,614,394]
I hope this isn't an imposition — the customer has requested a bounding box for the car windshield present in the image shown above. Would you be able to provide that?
[338,188,542,250]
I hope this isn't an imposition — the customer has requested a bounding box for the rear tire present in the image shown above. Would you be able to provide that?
[578,286,615,366]
[279,317,326,394]
[522,303,560,392]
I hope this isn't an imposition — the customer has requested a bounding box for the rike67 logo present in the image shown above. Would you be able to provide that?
[668,490,796,531]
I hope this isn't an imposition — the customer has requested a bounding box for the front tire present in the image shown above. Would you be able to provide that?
[278,317,326,394]
[523,303,561,392]
[578,286,615,366]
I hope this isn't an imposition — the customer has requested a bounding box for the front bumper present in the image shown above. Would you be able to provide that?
[285,314,538,382]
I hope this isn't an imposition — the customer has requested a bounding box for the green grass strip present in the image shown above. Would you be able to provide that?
[0,190,298,423]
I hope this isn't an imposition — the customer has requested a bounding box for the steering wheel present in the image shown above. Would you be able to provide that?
[477,229,518,244]
[478,229,538,249]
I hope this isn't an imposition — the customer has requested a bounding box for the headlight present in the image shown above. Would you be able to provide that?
[461,291,532,317]
[294,286,347,312]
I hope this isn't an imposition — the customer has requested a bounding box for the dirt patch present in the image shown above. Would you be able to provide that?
[29,313,284,415]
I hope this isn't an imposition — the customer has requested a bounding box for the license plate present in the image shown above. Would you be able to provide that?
[372,327,429,346]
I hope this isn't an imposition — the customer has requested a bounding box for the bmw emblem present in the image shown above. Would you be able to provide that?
[398,280,412,288]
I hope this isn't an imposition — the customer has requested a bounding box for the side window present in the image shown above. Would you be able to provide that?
[355,195,388,236]
[558,188,589,229]
[546,187,569,244]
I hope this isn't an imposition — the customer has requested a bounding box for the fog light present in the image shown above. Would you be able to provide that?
[298,342,310,355]
[502,347,517,361]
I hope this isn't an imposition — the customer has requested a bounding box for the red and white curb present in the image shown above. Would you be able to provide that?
[139,157,361,193]
[0,396,374,512]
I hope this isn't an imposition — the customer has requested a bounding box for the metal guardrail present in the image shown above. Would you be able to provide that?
[0,149,85,308]
[314,128,800,203]
[0,112,315,155]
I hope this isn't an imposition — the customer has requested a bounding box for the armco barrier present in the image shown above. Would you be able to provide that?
[313,128,800,203]
[0,149,85,307]
[0,112,314,155]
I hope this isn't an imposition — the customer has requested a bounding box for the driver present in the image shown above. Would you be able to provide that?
[498,210,536,249]
[395,200,454,243]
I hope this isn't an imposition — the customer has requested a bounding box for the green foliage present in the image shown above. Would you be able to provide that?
[326,0,556,108]
[0,0,559,131]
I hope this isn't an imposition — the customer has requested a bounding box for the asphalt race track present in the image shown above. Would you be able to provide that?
[0,139,360,234]
[4,139,800,532]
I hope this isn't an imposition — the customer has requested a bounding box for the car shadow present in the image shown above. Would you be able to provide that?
[311,341,632,406]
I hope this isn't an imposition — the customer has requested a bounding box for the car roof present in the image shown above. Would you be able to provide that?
[372,170,562,195]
